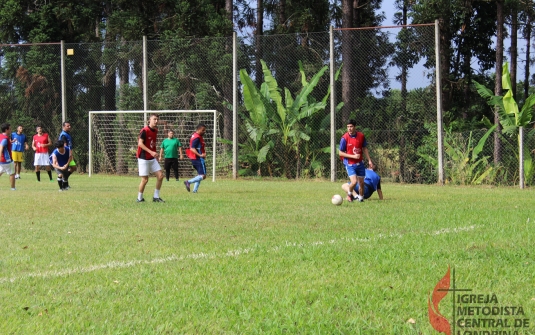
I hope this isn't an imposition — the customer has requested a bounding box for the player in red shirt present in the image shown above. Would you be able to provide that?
[32,126,53,182]
[136,113,164,203]
[339,119,373,202]
[183,124,207,193]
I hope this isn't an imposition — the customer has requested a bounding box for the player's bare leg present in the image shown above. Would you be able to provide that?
[138,176,149,202]
[153,170,165,202]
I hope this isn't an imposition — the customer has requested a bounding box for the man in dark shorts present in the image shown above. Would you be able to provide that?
[184,124,207,193]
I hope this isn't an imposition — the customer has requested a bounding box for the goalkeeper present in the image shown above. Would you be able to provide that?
[159,130,184,182]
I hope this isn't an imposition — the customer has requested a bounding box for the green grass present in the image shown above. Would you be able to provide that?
[1,173,535,334]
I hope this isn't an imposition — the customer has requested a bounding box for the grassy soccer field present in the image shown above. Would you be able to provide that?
[1,173,534,334]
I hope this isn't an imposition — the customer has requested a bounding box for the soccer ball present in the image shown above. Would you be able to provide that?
[331,194,343,206]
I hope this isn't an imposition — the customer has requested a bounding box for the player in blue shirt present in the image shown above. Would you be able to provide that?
[342,165,383,201]
[11,125,29,179]
[50,140,72,191]
[58,121,77,174]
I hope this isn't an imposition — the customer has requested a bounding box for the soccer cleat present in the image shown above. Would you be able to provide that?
[59,189,64,192]
[346,194,353,202]
[136,198,145,202]
[153,197,165,203]
[357,195,364,202]
[10,188,16,191]
[184,181,190,192]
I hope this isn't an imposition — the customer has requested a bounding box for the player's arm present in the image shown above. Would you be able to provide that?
[159,147,164,161]
[0,139,5,154]
[51,154,60,169]
[24,137,29,151]
[32,138,36,151]
[337,138,360,160]
[178,146,184,160]
[376,180,383,200]
[189,138,205,158]
[138,137,158,160]
[65,151,73,168]
[45,136,52,148]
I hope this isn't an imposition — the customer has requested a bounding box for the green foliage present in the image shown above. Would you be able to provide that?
[239,60,331,178]
[443,126,496,185]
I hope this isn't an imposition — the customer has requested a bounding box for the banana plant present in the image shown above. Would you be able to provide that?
[240,60,332,178]
[473,62,535,186]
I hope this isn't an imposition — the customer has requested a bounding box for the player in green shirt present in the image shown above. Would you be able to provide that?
[159,130,184,181]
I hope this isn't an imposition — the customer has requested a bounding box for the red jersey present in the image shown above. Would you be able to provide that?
[186,132,205,160]
[0,133,12,163]
[33,133,50,154]
[136,126,158,160]
[340,131,366,165]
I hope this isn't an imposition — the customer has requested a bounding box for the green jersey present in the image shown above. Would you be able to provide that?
[160,137,182,159]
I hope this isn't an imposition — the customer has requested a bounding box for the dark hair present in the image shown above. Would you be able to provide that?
[1,123,10,132]
[196,123,206,130]
[55,140,65,148]
[347,119,357,126]
[150,113,159,118]
[62,121,71,127]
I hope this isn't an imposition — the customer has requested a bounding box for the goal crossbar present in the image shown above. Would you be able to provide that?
[88,110,217,181]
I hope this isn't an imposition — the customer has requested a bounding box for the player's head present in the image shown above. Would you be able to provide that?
[167,130,174,138]
[196,123,206,136]
[1,123,11,134]
[148,114,159,128]
[36,125,43,134]
[55,140,65,148]
[62,121,71,132]
[346,119,357,134]
[17,125,23,133]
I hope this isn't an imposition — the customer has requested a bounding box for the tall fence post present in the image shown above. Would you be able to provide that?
[435,20,444,185]
[61,40,66,123]
[143,36,148,122]
[330,26,336,182]
[233,31,238,180]
[520,126,524,189]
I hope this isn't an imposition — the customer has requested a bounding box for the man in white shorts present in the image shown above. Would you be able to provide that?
[0,123,16,190]
[32,126,53,182]
[136,113,164,203]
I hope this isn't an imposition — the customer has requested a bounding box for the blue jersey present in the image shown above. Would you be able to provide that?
[50,147,71,167]
[11,133,27,152]
[59,131,73,148]
[363,169,381,191]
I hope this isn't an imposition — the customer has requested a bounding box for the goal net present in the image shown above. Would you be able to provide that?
[88,110,221,181]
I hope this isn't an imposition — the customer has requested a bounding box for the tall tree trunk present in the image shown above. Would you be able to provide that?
[494,0,504,164]
[102,1,117,172]
[341,0,355,125]
[524,16,531,101]
[399,1,408,182]
[278,0,286,32]
[255,0,263,88]
[117,39,129,174]
[510,6,518,99]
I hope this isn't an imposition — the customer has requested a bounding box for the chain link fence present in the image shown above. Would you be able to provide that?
[0,25,529,185]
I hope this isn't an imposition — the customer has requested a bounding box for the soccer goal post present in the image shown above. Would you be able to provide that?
[88,110,218,181]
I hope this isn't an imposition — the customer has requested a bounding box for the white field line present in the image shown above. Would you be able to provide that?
[0,225,477,284]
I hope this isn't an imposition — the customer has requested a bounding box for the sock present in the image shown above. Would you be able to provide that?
[138,192,143,201]
[188,175,203,184]
[36,171,41,181]
[154,189,160,198]
[63,171,71,188]
[57,178,63,189]
[193,180,201,193]
[47,170,52,180]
